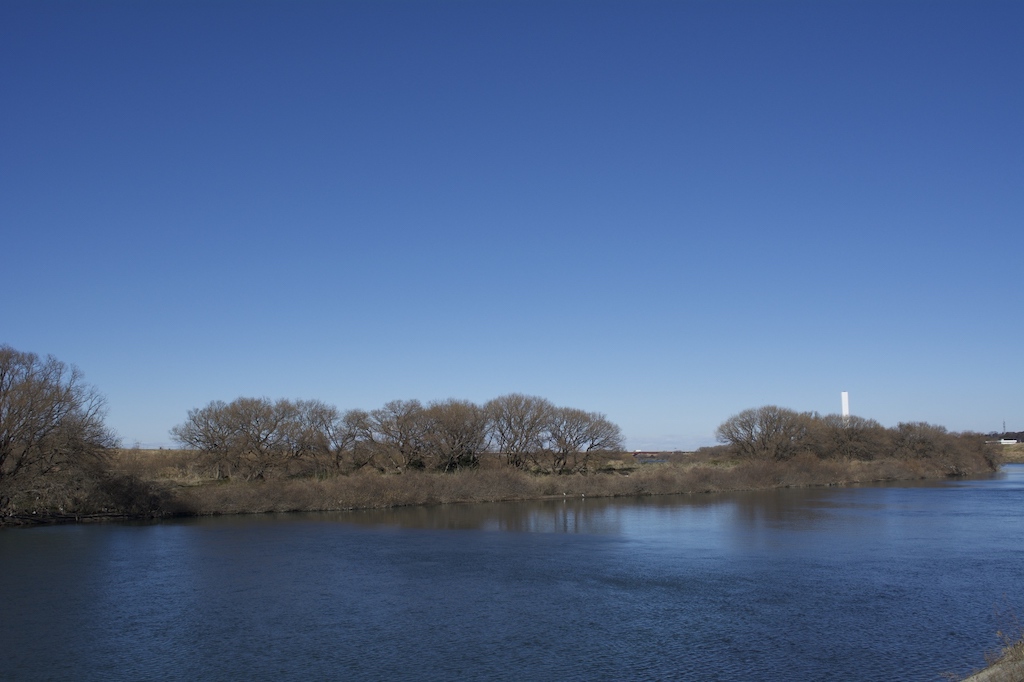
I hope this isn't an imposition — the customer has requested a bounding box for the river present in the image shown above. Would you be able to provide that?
[2,465,1023,681]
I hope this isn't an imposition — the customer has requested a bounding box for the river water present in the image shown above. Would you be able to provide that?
[2,465,1023,681]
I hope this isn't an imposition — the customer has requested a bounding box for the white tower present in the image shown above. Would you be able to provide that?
[841,391,850,422]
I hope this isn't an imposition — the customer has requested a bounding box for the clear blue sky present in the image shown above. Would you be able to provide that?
[3,0,1021,450]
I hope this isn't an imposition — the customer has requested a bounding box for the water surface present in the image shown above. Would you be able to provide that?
[2,465,1022,681]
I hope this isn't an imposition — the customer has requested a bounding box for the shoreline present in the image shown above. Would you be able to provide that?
[3,453,1008,528]
[961,638,1024,682]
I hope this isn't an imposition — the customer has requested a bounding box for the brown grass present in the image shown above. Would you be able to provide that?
[86,446,1002,520]
[110,448,208,483]
[959,635,1024,682]
[998,443,1024,464]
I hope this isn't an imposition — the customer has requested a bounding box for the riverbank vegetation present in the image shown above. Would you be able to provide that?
[960,613,1024,682]
[168,393,623,479]
[0,344,1005,524]
[971,638,1024,682]
[92,443,997,520]
[997,443,1024,464]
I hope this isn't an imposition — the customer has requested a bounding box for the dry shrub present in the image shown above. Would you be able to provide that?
[452,468,537,500]
[4,466,188,519]
[960,611,1024,682]
[637,465,695,495]
[683,465,724,494]
[175,468,556,515]
[689,445,735,465]
[138,446,1007,519]
[732,459,784,489]
[110,448,203,482]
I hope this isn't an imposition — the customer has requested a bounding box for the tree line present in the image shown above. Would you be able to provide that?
[0,344,626,514]
[170,394,624,480]
[1,342,1001,520]
[714,405,997,473]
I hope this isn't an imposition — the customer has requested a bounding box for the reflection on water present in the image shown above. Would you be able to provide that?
[344,496,629,534]
[321,487,854,535]
[321,467,1009,536]
[1,465,1021,682]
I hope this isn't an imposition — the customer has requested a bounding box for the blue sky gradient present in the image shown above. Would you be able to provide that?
[3,0,1022,449]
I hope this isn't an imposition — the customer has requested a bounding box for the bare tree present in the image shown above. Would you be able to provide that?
[289,399,348,475]
[171,397,303,480]
[891,421,950,461]
[715,405,811,461]
[366,400,427,471]
[340,409,377,471]
[422,399,489,471]
[170,392,629,477]
[169,400,230,458]
[171,398,398,476]
[546,407,624,474]
[485,394,554,469]
[807,413,890,460]
[0,346,118,511]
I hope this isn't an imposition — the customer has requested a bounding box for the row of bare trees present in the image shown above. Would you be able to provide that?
[170,393,624,480]
[714,405,997,472]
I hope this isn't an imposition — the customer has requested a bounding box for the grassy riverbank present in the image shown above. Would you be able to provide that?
[997,443,1024,464]
[3,444,1000,525]
[4,436,1003,524]
[962,632,1024,682]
